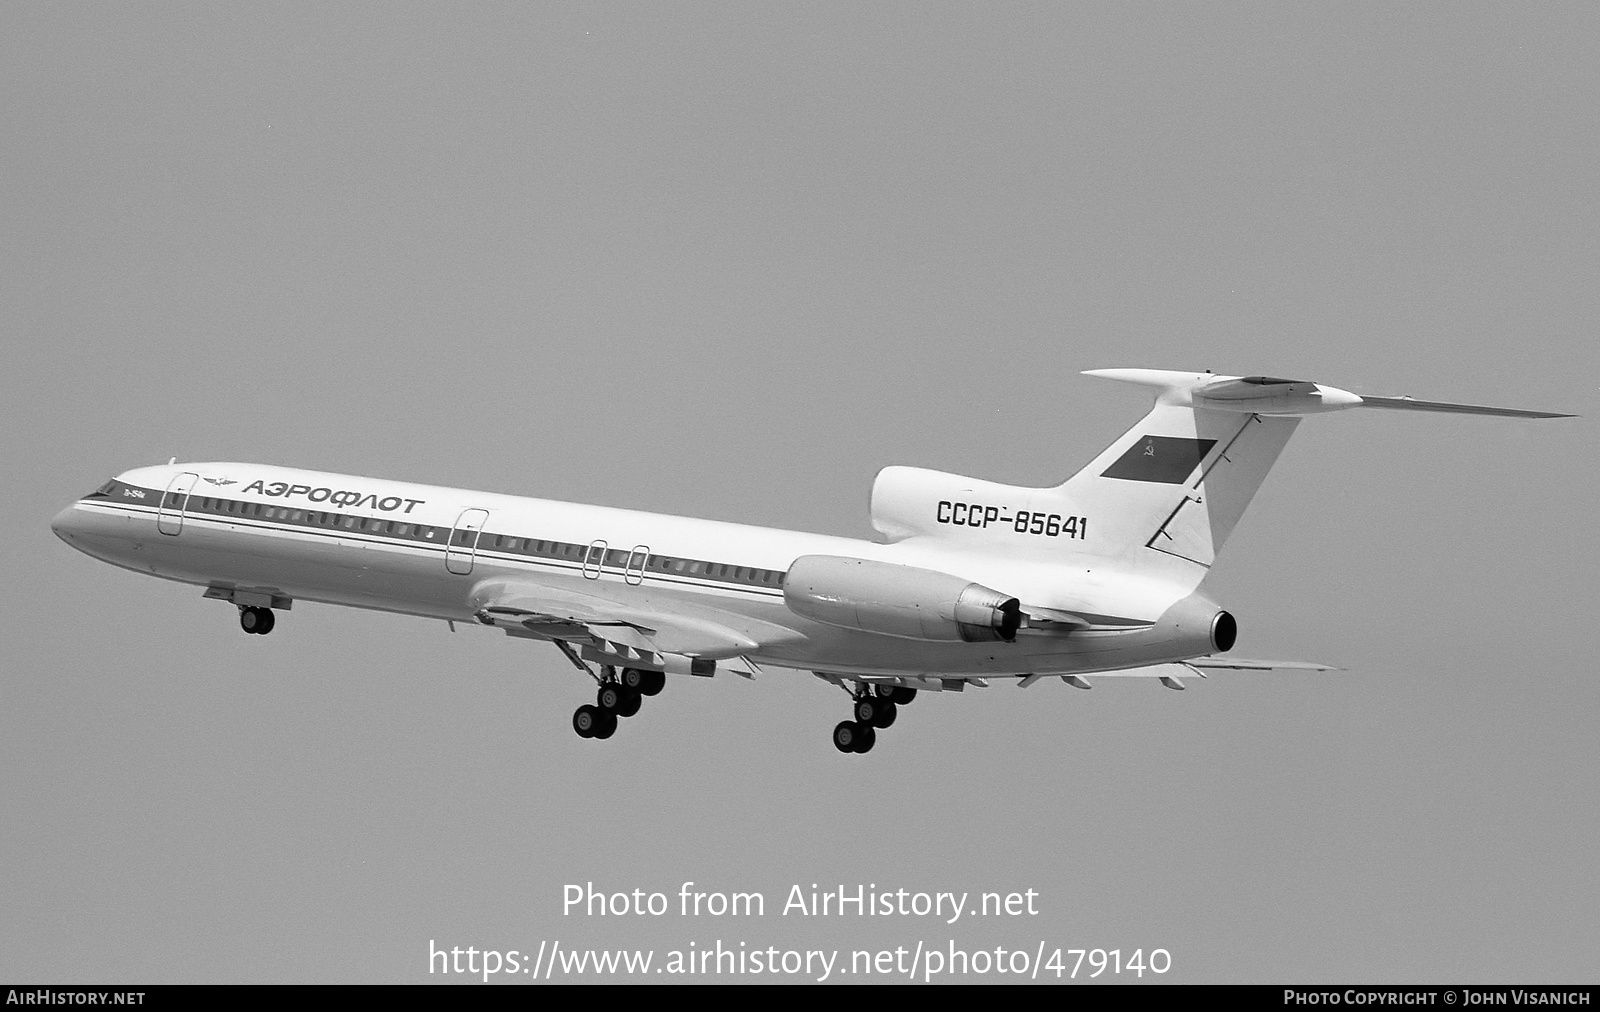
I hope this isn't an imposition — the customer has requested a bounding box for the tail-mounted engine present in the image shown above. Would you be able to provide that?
[782,555,1021,643]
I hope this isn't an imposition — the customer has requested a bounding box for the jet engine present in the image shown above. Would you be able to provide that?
[782,555,1021,643]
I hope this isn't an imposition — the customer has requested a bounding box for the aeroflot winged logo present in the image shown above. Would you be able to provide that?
[239,479,427,514]
[201,476,237,486]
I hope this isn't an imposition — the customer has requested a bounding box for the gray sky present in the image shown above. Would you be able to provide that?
[3,4,1595,983]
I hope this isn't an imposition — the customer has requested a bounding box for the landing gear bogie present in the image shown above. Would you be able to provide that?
[831,683,910,753]
[574,668,662,740]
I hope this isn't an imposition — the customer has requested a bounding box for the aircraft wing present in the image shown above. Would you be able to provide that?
[467,577,804,666]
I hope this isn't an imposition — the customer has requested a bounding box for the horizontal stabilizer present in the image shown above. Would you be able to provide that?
[1084,369,1573,419]
[1354,395,1574,419]
[1082,657,1337,678]
[1185,656,1338,672]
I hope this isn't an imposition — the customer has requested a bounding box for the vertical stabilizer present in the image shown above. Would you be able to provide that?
[1057,368,1572,578]
[1056,371,1300,575]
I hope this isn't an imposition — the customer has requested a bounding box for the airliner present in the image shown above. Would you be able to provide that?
[51,369,1572,753]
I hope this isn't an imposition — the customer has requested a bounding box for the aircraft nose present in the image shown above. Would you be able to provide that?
[51,504,83,542]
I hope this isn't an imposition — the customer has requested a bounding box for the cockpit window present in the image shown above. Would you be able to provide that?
[89,479,117,497]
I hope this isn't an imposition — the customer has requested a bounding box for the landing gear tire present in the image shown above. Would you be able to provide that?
[869,699,897,729]
[590,709,618,739]
[832,721,877,754]
[598,682,639,715]
[890,686,916,705]
[853,697,883,725]
[614,688,642,718]
[851,723,876,753]
[622,668,666,697]
[833,720,862,753]
[239,607,274,635]
[573,704,602,738]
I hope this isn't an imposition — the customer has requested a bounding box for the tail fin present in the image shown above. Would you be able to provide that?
[1059,371,1297,572]
[1059,369,1572,579]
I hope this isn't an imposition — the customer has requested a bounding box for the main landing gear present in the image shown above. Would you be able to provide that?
[238,606,275,635]
[573,667,665,741]
[833,684,917,754]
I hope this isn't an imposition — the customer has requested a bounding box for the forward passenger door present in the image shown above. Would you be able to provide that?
[446,508,490,575]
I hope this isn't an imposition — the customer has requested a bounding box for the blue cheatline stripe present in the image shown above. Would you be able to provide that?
[76,489,788,600]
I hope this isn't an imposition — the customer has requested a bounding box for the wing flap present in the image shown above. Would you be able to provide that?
[469,577,802,660]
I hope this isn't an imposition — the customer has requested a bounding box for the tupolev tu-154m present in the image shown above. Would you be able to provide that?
[51,369,1573,754]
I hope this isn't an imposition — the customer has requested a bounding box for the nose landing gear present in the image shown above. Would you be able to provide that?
[239,606,275,635]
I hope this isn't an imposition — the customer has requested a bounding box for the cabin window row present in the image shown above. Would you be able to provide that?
[474,535,785,586]
[183,495,445,540]
[163,491,786,587]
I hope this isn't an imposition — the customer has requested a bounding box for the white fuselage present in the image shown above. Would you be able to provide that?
[52,462,1216,678]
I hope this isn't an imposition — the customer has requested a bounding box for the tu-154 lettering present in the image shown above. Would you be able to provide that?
[52,369,1573,754]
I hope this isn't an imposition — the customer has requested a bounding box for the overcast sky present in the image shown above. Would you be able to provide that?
[3,4,1596,983]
